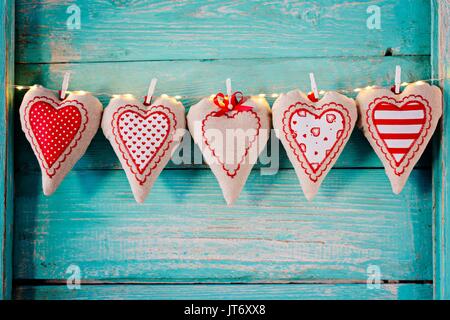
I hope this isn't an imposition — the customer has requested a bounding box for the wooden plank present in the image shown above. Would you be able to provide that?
[13,169,432,282]
[15,56,431,108]
[14,283,433,300]
[0,0,14,300]
[432,0,450,300]
[15,0,431,63]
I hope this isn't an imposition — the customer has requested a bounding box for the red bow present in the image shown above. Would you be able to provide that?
[212,91,253,116]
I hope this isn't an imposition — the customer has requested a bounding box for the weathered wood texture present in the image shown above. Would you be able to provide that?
[13,0,435,299]
[15,56,431,107]
[14,283,433,300]
[432,0,450,300]
[14,169,432,282]
[1,0,14,300]
[15,0,430,63]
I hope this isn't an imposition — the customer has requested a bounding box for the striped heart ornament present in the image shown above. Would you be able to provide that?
[357,82,442,194]
[369,97,430,172]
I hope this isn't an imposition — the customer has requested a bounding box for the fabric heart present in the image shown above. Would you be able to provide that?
[102,96,185,203]
[116,109,171,178]
[273,90,357,200]
[29,101,84,169]
[202,110,260,178]
[187,95,271,205]
[289,109,346,175]
[371,100,427,168]
[20,85,103,195]
[357,82,442,194]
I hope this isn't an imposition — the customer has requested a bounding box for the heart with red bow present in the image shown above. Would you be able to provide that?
[187,92,271,205]
[211,91,254,116]
[20,85,103,195]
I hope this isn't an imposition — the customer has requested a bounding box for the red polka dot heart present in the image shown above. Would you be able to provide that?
[20,86,103,195]
[29,100,84,168]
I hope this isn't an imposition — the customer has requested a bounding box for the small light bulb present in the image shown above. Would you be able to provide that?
[319,90,326,95]
[353,88,362,92]
[258,93,266,98]
[112,94,120,99]
[161,94,169,98]
[16,85,25,90]
[401,82,410,86]
[271,93,279,98]
[174,95,182,100]
[415,81,426,85]
[124,94,134,99]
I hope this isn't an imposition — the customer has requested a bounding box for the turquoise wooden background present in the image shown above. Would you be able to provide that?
[10,0,437,299]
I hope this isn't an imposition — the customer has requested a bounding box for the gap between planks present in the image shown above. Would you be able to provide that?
[15,54,432,66]
[13,279,433,286]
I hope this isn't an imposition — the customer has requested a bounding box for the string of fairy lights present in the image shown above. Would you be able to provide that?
[11,76,447,102]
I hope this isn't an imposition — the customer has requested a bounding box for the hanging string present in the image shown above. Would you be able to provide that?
[12,76,449,100]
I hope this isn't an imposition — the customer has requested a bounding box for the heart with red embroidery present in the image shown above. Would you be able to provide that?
[202,110,260,178]
[357,82,442,194]
[370,99,428,170]
[102,96,185,203]
[116,109,171,176]
[287,108,347,177]
[273,90,357,200]
[20,86,103,195]
[29,100,85,169]
[187,95,271,205]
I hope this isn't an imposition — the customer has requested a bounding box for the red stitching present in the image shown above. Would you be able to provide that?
[22,96,89,178]
[112,105,177,185]
[366,95,432,176]
[282,102,352,182]
[201,110,261,178]
[117,110,170,175]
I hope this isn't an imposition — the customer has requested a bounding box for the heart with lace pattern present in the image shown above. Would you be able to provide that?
[272,90,357,200]
[102,96,185,203]
[20,85,103,195]
[356,82,442,194]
